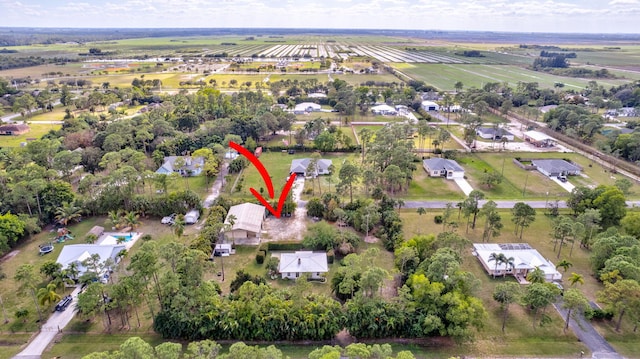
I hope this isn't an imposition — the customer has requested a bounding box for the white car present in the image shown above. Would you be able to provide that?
[161,213,177,225]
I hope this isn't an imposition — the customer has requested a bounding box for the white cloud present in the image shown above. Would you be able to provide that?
[609,0,638,4]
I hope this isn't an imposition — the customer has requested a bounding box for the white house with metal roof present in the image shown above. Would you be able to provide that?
[422,158,465,179]
[279,251,328,280]
[293,102,322,114]
[56,244,126,280]
[472,243,562,283]
[531,159,582,177]
[156,156,204,176]
[225,203,266,240]
[371,104,397,116]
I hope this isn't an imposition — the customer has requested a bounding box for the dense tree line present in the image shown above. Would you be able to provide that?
[543,104,603,143]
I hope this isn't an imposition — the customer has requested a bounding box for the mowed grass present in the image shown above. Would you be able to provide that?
[0,123,61,147]
[394,63,635,91]
[404,165,466,200]
[401,208,598,356]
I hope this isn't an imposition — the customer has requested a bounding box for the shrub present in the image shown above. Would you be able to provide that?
[434,215,443,224]
[327,249,335,264]
[258,243,268,253]
[141,234,153,241]
[256,250,266,264]
[267,241,304,251]
[585,308,614,321]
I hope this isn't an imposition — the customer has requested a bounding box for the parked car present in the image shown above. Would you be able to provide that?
[552,282,564,295]
[161,213,177,225]
[557,175,568,183]
[184,209,200,224]
[55,295,73,312]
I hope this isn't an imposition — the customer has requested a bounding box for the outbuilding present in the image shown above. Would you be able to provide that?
[225,203,266,240]
[0,123,30,135]
[421,101,439,111]
[523,131,556,148]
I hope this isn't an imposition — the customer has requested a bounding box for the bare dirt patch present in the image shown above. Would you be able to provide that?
[0,250,20,263]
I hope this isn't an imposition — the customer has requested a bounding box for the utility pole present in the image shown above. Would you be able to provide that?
[522,172,529,197]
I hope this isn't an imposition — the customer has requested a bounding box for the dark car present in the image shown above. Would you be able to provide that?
[55,295,73,312]
[557,175,568,183]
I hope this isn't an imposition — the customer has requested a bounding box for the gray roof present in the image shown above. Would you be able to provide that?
[279,251,328,273]
[226,203,265,234]
[156,156,204,174]
[477,127,513,136]
[423,158,464,172]
[290,158,333,174]
[531,159,581,173]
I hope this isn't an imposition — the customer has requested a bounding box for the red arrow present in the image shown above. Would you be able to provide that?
[251,173,297,218]
[229,141,274,198]
[229,141,297,218]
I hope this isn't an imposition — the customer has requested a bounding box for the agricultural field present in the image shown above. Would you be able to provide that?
[393,63,637,91]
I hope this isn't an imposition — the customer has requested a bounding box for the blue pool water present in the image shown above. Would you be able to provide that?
[115,234,134,242]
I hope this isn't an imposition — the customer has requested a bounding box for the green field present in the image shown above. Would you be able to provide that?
[0,123,61,147]
[393,63,636,91]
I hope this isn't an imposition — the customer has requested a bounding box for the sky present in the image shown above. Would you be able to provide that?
[1,0,639,34]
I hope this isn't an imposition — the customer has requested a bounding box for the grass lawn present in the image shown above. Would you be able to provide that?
[0,123,61,147]
[456,154,529,199]
[403,165,466,200]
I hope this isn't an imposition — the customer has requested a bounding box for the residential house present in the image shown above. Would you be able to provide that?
[294,102,321,114]
[290,158,333,177]
[225,203,266,240]
[56,244,126,280]
[421,101,439,111]
[473,243,562,282]
[371,104,397,116]
[422,158,464,179]
[476,127,515,141]
[0,123,29,135]
[156,156,204,176]
[523,131,556,147]
[531,159,582,177]
[279,251,328,280]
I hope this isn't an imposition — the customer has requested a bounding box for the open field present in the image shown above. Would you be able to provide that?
[393,63,636,91]
[0,123,61,147]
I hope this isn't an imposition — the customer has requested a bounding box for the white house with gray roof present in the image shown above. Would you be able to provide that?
[156,156,204,177]
[290,158,333,177]
[476,127,515,141]
[423,158,465,179]
[56,244,125,280]
[531,159,581,177]
[279,251,328,280]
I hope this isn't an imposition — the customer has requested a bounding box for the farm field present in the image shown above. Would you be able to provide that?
[393,63,636,91]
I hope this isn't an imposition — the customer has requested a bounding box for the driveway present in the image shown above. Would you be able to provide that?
[553,300,624,359]
[13,286,82,359]
[551,176,576,192]
[261,176,308,242]
[453,178,473,196]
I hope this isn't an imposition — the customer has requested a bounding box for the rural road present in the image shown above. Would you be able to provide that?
[554,300,624,359]
[13,286,82,359]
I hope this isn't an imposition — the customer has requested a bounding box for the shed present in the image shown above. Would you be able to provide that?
[523,131,556,147]
[0,123,30,135]
[87,226,104,239]
[421,101,439,111]
[225,203,266,239]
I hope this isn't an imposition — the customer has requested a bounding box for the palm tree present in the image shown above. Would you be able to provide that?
[526,267,546,284]
[37,283,61,307]
[55,202,83,227]
[227,214,237,245]
[502,256,515,277]
[107,210,123,230]
[488,252,507,278]
[568,272,585,286]
[557,259,573,273]
[173,214,185,239]
[122,211,141,230]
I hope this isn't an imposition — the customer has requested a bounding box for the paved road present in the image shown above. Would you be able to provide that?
[554,300,624,359]
[13,286,81,359]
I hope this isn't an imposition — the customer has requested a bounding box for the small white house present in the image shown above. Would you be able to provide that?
[371,104,397,116]
[279,251,328,280]
[423,158,464,179]
[294,102,322,114]
[421,101,439,111]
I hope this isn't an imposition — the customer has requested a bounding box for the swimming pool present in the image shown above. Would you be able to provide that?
[114,234,134,242]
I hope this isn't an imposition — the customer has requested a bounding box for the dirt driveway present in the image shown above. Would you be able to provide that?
[262,176,310,242]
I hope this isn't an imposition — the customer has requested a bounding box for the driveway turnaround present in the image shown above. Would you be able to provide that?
[13,286,82,359]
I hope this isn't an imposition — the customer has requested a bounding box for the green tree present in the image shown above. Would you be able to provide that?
[119,336,155,359]
[480,200,502,242]
[523,282,556,328]
[338,161,360,203]
[14,264,43,322]
[493,282,521,332]
[526,267,546,284]
[556,259,573,273]
[462,190,485,232]
[562,288,589,333]
[511,202,536,239]
[0,212,26,252]
[568,272,585,286]
[597,279,640,331]
[480,171,503,189]
[37,283,61,307]
[54,202,83,227]
[488,252,506,278]
[303,221,340,251]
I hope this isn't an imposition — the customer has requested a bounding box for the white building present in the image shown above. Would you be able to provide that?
[225,203,266,240]
[476,127,515,141]
[279,251,328,280]
[290,158,333,177]
[294,102,322,114]
[56,244,126,281]
[371,104,397,116]
[421,101,439,111]
[473,243,562,282]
